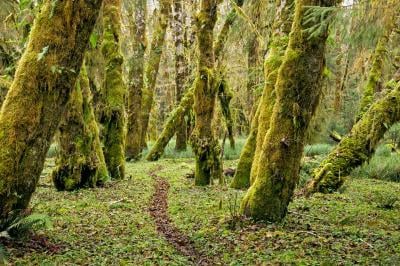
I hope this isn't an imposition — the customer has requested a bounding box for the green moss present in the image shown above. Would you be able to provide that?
[52,64,109,191]
[0,0,103,220]
[356,33,389,121]
[241,0,336,222]
[146,88,194,161]
[306,80,400,194]
[100,0,126,180]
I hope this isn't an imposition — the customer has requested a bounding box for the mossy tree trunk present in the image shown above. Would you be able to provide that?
[100,0,126,179]
[356,31,391,121]
[146,88,194,161]
[0,0,103,221]
[231,0,294,189]
[146,1,243,161]
[173,0,189,151]
[306,74,400,194]
[240,0,337,222]
[139,0,172,151]
[52,64,109,191]
[126,0,147,160]
[190,0,222,186]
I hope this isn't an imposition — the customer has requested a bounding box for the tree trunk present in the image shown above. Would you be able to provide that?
[139,0,172,151]
[52,64,109,191]
[356,31,391,121]
[230,97,261,189]
[231,0,294,189]
[100,0,126,179]
[190,0,222,186]
[173,0,189,151]
[146,1,243,161]
[240,0,337,222]
[126,0,147,160]
[306,74,400,194]
[0,0,103,221]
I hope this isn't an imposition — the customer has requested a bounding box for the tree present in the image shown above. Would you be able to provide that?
[146,0,244,161]
[173,0,189,151]
[190,0,222,185]
[139,0,172,151]
[52,64,109,191]
[100,0,126,179]
[125,0,147,160]
[0,0,103,221]
[231,0,294,189]
[306,72,400,194]
[240,0,337,221]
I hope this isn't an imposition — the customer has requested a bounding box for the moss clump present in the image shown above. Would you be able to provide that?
[52,64,109,191]
[306,79,400,194]
[0,0,103,221]
[100,0,126,179]
[240,0,336,222]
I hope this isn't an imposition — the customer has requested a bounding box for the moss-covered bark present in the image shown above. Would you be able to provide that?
[139,0,172,151]
[52,64,109,191]
[306,76,400,194]
[190,0,222,186]
[126,0,147,160]
[231,98,261,189]
[231,0,293,189]
[0,77,10,106]
[356,32,390,121]
[146,1,242,161]
[146,87,194,161]
[173,0,189,151]
[0,0,103,221]
[240,0,337,222]
[100,0,126,179]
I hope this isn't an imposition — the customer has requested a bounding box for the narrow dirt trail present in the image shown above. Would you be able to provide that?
[148,167,209,265]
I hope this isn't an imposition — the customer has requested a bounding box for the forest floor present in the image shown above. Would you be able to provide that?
[6,157,400,265]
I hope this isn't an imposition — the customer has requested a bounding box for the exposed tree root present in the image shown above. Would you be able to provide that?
[148,167,209,265]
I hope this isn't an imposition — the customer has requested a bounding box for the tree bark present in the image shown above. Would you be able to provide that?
[173,0,189,151]
[52,64,109,191]
[100,0,126,179]
[306,74,400,194]
[0,0,103,221]
[190,0,222,186]
[139,0,172,151]
[146,0,244,161]
[240,0,337,222]
[231,0,294,189]
[125,0,147,160]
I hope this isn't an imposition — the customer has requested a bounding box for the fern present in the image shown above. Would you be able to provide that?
[302,6,337,40]
[1,213,52,240]
[0,244,8,264]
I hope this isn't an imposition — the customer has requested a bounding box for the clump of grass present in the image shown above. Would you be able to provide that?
[352,145,400,182]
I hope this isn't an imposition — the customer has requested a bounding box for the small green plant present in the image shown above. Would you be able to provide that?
[373,191,399,210]
[0,212,52,241]
[227,192,241,230]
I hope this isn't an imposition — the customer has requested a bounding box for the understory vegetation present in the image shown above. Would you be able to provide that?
[3,157,399,264]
